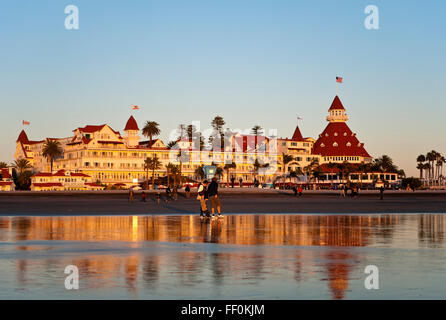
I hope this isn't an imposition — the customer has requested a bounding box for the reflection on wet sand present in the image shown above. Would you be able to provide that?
[0,214,445,299]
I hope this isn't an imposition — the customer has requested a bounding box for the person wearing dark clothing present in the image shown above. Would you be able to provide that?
[141,191,146,202]
[231,177,235,188]
[197,180,210,217]
[165,186,172,202]
[292,186,297,196]
[379,186,384,200]
[185,184,191,198]
[239,178,243,188]
[208,177,222,217]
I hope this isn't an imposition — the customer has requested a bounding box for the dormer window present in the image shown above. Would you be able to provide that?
[334,132,338,136]
[320,143,325,147]
[325,133,329,137]
[333,142,338,147]
[343,132,347,136]
[357,143,361,147]
[346,142,351,147]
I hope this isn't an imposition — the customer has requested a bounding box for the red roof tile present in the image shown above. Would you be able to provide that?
[312,122,371,158]
[124,116,139,131]
[0,181,13,186]
[291,125,304,141]
[33,183,63,187]
[17,130,29,143]
[328,95,345,111]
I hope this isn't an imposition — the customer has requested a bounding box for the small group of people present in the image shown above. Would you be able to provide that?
[292,186,303,197]
[128,178,223,218]
[196,177,222,218]
[339,185,360,198]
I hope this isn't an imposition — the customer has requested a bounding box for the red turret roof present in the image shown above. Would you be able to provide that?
[17,130,29,143]
[124,116,139,131]
[312,122,371,158]
[328,95,345,111]
[291,125,304,141]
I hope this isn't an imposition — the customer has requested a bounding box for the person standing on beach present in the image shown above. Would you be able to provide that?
[185,184,191,198]
[298,186,303,197]
[379,186,384,200]
[208,177,222,217]
[239,178,243,188]
[141,191,146,202]
[292,186,297,196]
[128,187,134,203]
[197,180,210,217]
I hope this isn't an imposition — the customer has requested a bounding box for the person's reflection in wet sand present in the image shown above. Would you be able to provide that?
[323,250,354,300]
[142,255,160,290]
[125,255,139,298]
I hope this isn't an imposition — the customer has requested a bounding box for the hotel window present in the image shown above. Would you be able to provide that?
[85,162,90,167]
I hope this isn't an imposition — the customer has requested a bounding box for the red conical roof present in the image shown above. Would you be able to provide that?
[328,95,345,111]
[17,130,29,143]
[291,125,304,141]
[124,116,139,131]
[312,122,371,158]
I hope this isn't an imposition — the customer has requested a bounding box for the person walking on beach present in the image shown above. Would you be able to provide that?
[185,184,191,198]
[298,186,303,197]
[197,180,210,217]
[208,177,222,217]
[231,176,235,188]
[239,178,243,188]
[173,185,178,200]
[379,186,384,200]
[141,191,146,202]
[165,186,172,202]
[292,186,297,196]
[128,187,134,203]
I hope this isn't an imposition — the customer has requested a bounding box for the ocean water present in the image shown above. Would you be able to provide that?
[0,214,445,299]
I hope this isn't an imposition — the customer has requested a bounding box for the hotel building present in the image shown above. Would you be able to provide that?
[13,96,399,189]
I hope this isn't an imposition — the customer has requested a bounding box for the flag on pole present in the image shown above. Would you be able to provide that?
[131,105,139,110]
[22,120,30,125]
[336,76,343,83]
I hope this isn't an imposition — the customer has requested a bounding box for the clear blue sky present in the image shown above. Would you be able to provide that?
[1,1,445,176]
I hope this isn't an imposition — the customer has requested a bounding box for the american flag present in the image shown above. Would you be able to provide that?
[336,76,343,83]
[131,105,139,110]
[22,120,30,125]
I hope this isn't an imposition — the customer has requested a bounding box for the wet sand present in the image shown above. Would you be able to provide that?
[1,190,446,215]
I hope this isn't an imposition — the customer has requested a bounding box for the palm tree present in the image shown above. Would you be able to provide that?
[281,153,294,187]
[251,125,263,136]
[325,162,338,187]
[0,161,8,169]
[210,116,226,149]
[166,141,177,149]
[12,158,32,174]
[336,161,353,185]
[426,151,438,186]
[416,163,425,180]
[224,162,236,184]
[304,158,320,184]
[142,121,160,147]
[416,154,426,180]
[194,165,205,180]
[42,139,63,173]
[144,154,162,189]
[12,158,32,175]
[165,162,174,187]
[357,161,371,188]
[253,158,269,183]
